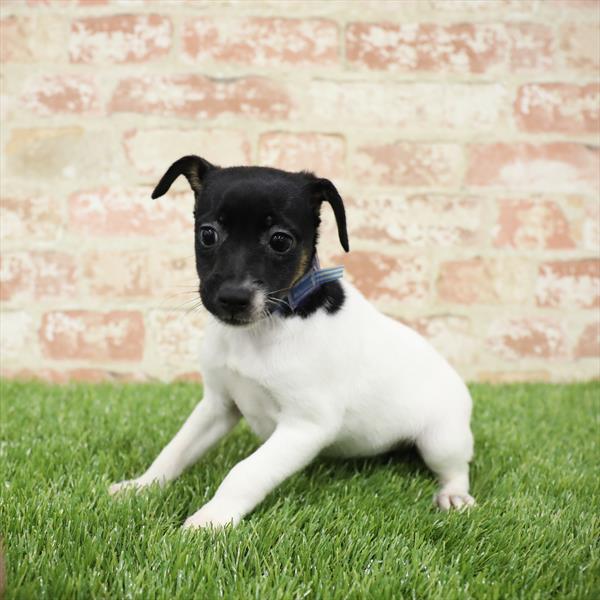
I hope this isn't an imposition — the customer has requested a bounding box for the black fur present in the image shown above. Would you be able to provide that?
[279,280,346,319]
[151,156,349,326]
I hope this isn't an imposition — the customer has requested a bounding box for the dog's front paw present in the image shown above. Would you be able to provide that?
[435,491,476,511]
[182,501,240,530]
[109,478,152,496]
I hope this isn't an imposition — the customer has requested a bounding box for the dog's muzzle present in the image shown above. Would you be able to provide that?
[214,282,265,326]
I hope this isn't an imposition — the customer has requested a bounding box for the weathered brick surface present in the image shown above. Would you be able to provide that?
[0,196,64,241]
[1,0,598,382]
[258,132,346,178]
[560,23,600,71]
[68,187,193,237]
[0,15,66,62]
[437,257,531,305]
[487,318,567,360]
[515,83,600,134]
[535,260,600,309]
[5,127,120,182]
[467,143,599,193]
[21,75,100,116]
[183,18,338,67]
[69,15,172,63]
[1,252,77,301]
[40,311,144,361]
[1,312,37,362]
[354,142,463,187]
[306,81,509,132]
[333,250,430,305]
[346,22,506,74]
[123,129,252,178]
[493,199,575,249]
[346,194,483,247]
[575,322,600,358]
[110,75,292,120]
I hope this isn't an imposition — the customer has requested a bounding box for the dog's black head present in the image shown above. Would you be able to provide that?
[152,155,349,326]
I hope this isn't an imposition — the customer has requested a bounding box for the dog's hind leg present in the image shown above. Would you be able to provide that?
[416,420,476,511]
[109,388,240,495]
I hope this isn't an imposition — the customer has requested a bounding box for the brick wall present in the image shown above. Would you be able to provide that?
[1,0,598,383]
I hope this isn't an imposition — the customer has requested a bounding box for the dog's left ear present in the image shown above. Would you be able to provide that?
[151,155,217,199]
[308,176,350,252]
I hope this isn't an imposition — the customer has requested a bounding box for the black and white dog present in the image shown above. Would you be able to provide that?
[110,156,476,529]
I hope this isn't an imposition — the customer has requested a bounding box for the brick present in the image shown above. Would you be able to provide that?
[507,23,555,71]
[147,310,205,375]
[437,257,531,305]
[150,253,199,302]
[0,196,64,241]
[466,143,599,193]
[174,372,203,383]
[561,24,600,71]
[487,318,567,359]
[494,199,575,249]
[346,22,505,74]
[110,75,292,120]
[548,0,600,13]
[535,259,600,308]
[123,128,252,179]
[21,75,100,116]
[5,127,120,182]
[0,15,66,63]
[0,312,37,362]
[428,0,537,12]
[306,81,508,132]
[354,142,463,187]
[409,315,478,366]
[69,14,172,63]
[332,250,429,304]
[582,199,599,251]
[82,250,150,298]
[0,252,77,301]
[183,17,338,66]
[258,132,345,179]
[477,370,550,383]
[68,187,193,237]
[0,368,146,384]
[346,194,482,247]
[515,83,600,135]
[575,322,600,358]
[40,311,144,361]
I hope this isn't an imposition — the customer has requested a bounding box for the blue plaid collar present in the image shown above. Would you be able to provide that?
[279,254,344,313]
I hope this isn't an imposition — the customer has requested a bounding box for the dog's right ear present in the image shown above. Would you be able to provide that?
[151,155,217,199]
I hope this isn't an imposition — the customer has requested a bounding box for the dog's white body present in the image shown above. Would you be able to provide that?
[111,280,475,528]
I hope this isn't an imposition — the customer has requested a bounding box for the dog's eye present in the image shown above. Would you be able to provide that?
[269,232,293,254]
[200,226,218,247]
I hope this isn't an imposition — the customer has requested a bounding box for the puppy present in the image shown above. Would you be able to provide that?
[110,156,476,528]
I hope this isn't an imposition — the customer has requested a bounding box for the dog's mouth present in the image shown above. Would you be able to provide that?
[217,313,257,327]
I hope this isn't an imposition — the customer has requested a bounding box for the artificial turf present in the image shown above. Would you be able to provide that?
[1,379,598,599]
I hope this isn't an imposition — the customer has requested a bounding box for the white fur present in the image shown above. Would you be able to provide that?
[110,281,476,527]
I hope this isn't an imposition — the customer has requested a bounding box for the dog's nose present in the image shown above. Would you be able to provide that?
[217,284,252,312]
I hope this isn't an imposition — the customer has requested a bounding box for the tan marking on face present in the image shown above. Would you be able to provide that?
[291,249,310,286]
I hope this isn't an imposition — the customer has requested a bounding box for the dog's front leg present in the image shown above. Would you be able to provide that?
[183,420,337,529]
[109,389,240,495]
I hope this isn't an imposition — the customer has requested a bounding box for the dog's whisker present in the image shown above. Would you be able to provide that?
[184,300,205,317]
[267,296,292,311]
[265,285,293,296]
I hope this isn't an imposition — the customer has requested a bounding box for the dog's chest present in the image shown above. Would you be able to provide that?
[224,369,279,441]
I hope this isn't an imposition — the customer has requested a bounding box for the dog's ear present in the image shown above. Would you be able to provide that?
[307,176,349,252]
[151,155,217,199]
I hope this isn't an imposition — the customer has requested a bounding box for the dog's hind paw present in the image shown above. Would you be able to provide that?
[435,491,476,511]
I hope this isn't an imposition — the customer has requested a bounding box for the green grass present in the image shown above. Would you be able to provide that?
[1,380,599,599]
